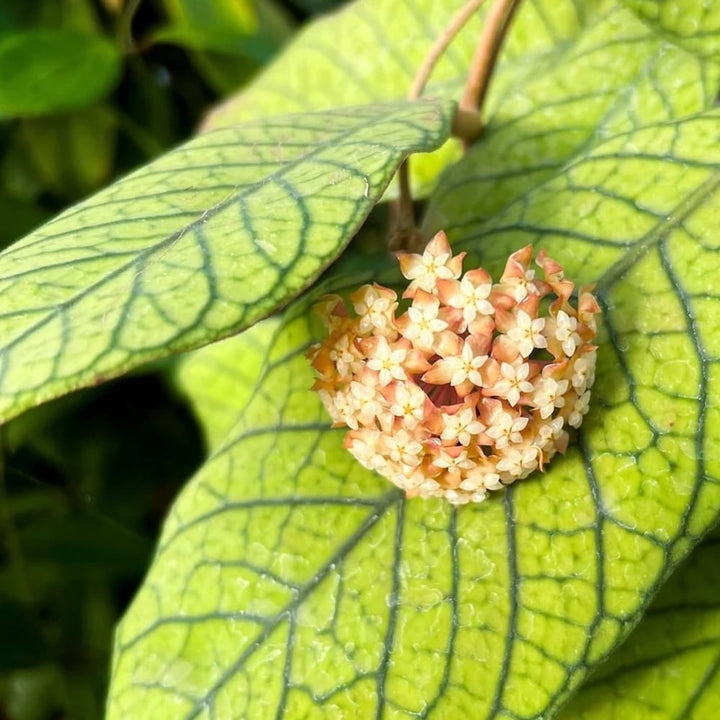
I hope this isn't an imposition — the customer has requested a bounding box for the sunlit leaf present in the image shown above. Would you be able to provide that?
[201,0,600,195]
[0,29,120,118]
[620,0,720,60]
[558,529,720,720]
[0,99,453,424]
[424,2,719,233]
[108,110,720,718]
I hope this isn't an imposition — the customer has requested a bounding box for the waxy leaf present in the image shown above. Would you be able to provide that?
[108,112,720,718]
[0,29,120,118]
[0,99,453,424]
[621,0,720,60]
[559,529,720,719]
[202,0,600,194]
[158,0,293,61]
[203,0,600,126]
[425,1,719,234]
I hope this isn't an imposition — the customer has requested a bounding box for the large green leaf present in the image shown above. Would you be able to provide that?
[558,529,720,719]
[621,0,720,60]
[0,99,453,425]
[203,0,601,125]
[108,111,720,718]
[201,0,600,194]
[425,2,719,233]
[0,29,120,118]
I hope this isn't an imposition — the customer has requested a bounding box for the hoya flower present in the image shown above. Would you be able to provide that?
[308,230,600,505]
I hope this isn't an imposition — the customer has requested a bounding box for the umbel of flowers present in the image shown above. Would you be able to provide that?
[308,232,600,504]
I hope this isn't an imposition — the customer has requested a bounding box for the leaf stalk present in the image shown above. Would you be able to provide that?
[392,0,488,251]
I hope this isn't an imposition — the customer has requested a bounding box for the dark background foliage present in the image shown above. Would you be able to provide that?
[0,1,344,716]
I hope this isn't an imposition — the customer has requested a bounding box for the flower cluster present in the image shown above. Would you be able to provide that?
[308,231,600,504]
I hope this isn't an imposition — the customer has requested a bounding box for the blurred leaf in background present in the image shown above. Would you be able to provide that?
[0,30,121,118]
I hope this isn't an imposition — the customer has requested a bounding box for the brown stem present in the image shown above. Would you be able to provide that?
[389,161,424,251]
[460,0,522,143]
[392,0,488,251]
[409,0,488,100]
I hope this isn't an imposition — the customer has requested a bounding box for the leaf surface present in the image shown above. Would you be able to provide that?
[0,99,453,424]
[620,0,720,60]
[108,111,720,719]
[0,29,120,118]
[558,529,720,720]
[425,2,719,234]
[201,0,601,194]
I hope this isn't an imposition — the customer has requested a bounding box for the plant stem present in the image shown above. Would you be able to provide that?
[409,0,488,101]
[460,0,522,125]
[389,162,423,251]
[392,0,488,251]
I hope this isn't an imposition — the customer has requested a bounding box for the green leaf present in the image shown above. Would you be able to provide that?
[157,0,293,62]
[17,105,118,200]
[620,0,720,60]
[0,29,121,118]
[108,110,720,718]
[558,529,720,719]
[425,2,719,234]
[0,99,454,424]
[153,0,294,93]
[201,0,599,195]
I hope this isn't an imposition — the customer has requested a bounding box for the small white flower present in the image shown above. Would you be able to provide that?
[533,377,570,419]
[507,310,547,358]
[402,297,448,349]
[568,390,592,427]
[349,379,384,427]
[450,342,488,387]
[506,268,539,302]
[434,449,476,472]
[554,310,582,357]
[366,337,408,386]
[328,333,361,379]
[537,415,565,444]
[441,407,485,446]
[353,285,396,335]
[383,429,423,467]
[347,432,388,473]
[490,360,534,407]
[446,275,494,326]
[485,409,529,448]
[389,383,427,428]
[571,354,596,391]
[496,447,523,475]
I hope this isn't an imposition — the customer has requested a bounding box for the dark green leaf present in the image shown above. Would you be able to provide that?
[157,0,293,62]
[0,29,121,118]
